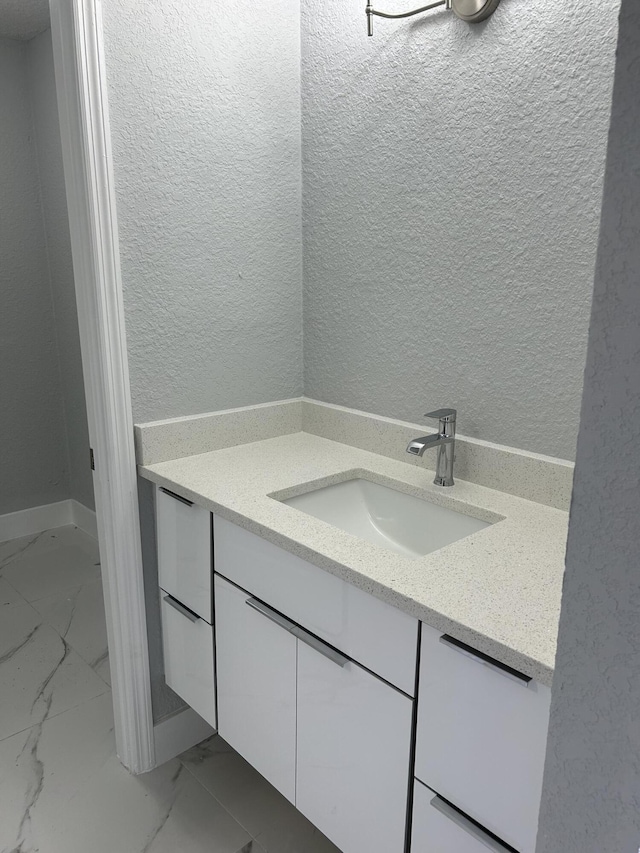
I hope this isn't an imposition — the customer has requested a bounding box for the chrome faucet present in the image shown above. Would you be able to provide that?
[407,409,457,487]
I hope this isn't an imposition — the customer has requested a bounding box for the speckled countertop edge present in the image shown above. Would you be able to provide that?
[139,432,568,686]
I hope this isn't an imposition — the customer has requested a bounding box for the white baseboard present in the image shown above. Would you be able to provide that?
[152,707,216,769]
[70,499,98,539]
[0,500,74,542]
[0,499,97,543]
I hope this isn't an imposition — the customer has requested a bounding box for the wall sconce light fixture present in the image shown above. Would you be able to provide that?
[365,0,500,36]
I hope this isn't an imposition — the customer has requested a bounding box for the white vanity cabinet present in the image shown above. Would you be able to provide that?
[157,485,216,727]
[213,515,418,694]
[157,485,212,622]
[412,780,514,853]
[155,498,551,853]
[214,575,297,802]
[213,520,416,853]
[414,624,551,853]
[160,592,216,728]
[296,639,413,853]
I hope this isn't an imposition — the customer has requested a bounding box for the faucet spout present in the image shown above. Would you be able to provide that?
[406,434,453,457]
[406,408,457,486]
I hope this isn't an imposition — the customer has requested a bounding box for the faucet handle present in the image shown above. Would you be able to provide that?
[425,408,457,423]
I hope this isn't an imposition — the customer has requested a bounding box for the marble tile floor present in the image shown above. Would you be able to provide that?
[0,525,341,853]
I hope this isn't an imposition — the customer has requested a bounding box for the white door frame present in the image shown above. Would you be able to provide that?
[49,0,155,774]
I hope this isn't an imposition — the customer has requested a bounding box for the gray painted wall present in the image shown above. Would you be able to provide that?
[101,0,303,425]
[537,2,640,850]
[301,0,620,461]
[0,36,69,515]
[101,0,303,720]
[0,31,92,517]
[27,30,94,511]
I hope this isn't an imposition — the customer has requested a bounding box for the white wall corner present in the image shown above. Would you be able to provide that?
[70,499,98,539]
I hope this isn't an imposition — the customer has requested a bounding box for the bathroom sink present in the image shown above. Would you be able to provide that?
[279,478,491,559]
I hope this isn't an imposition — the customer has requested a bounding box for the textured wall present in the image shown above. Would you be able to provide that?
[302,0,620,461]
[537,2,640,850]
[0,36,69,515]
[101,0,303,424]
[27,30,94,511]
[101,0,303,720]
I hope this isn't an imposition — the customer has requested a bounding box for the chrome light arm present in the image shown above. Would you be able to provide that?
[365,0,500,36]
[365,0,450,36]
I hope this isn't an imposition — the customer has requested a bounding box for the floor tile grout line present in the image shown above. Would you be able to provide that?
[0,526,91,569]
[235,840,264,853]
[0,531,47,571]
[0,574,29,607]
[0,527,110,749]
[1,593,37,618]
[28,578,111,681]
[177,742,338,852]
[1,595,109,682]
[178,759,258,846]
[0,687,112,745]
[15,570,103,606]
[92,662,112,689]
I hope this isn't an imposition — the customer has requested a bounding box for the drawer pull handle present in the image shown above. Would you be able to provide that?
[430,795,516,853]
[245,598,348,667]
[291,626,349,668]
[164,594,199,623]
[246,597,296,632]
[160,487,194,507]
[439,634,532,687]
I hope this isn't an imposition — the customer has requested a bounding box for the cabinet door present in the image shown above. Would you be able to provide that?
[157,485,212,622]
[412,780,513,853]
[214,516,417,694]
[160,591,216,728]
[214,575,297,802]
[415,625,550,853]
[296,636,413,853]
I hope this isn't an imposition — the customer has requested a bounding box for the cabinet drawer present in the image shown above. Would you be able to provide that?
[160,590,216,728]
[415,624,550,853]
[215,575,297,803]
[214,515,418,695]
[412,780,515,853]
[157,485,212,622]
[297,639,413,853]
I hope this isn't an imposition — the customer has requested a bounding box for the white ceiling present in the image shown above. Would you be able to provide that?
[0,0,50,41]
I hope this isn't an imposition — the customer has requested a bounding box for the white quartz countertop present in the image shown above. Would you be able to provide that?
[139,432,568,686]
